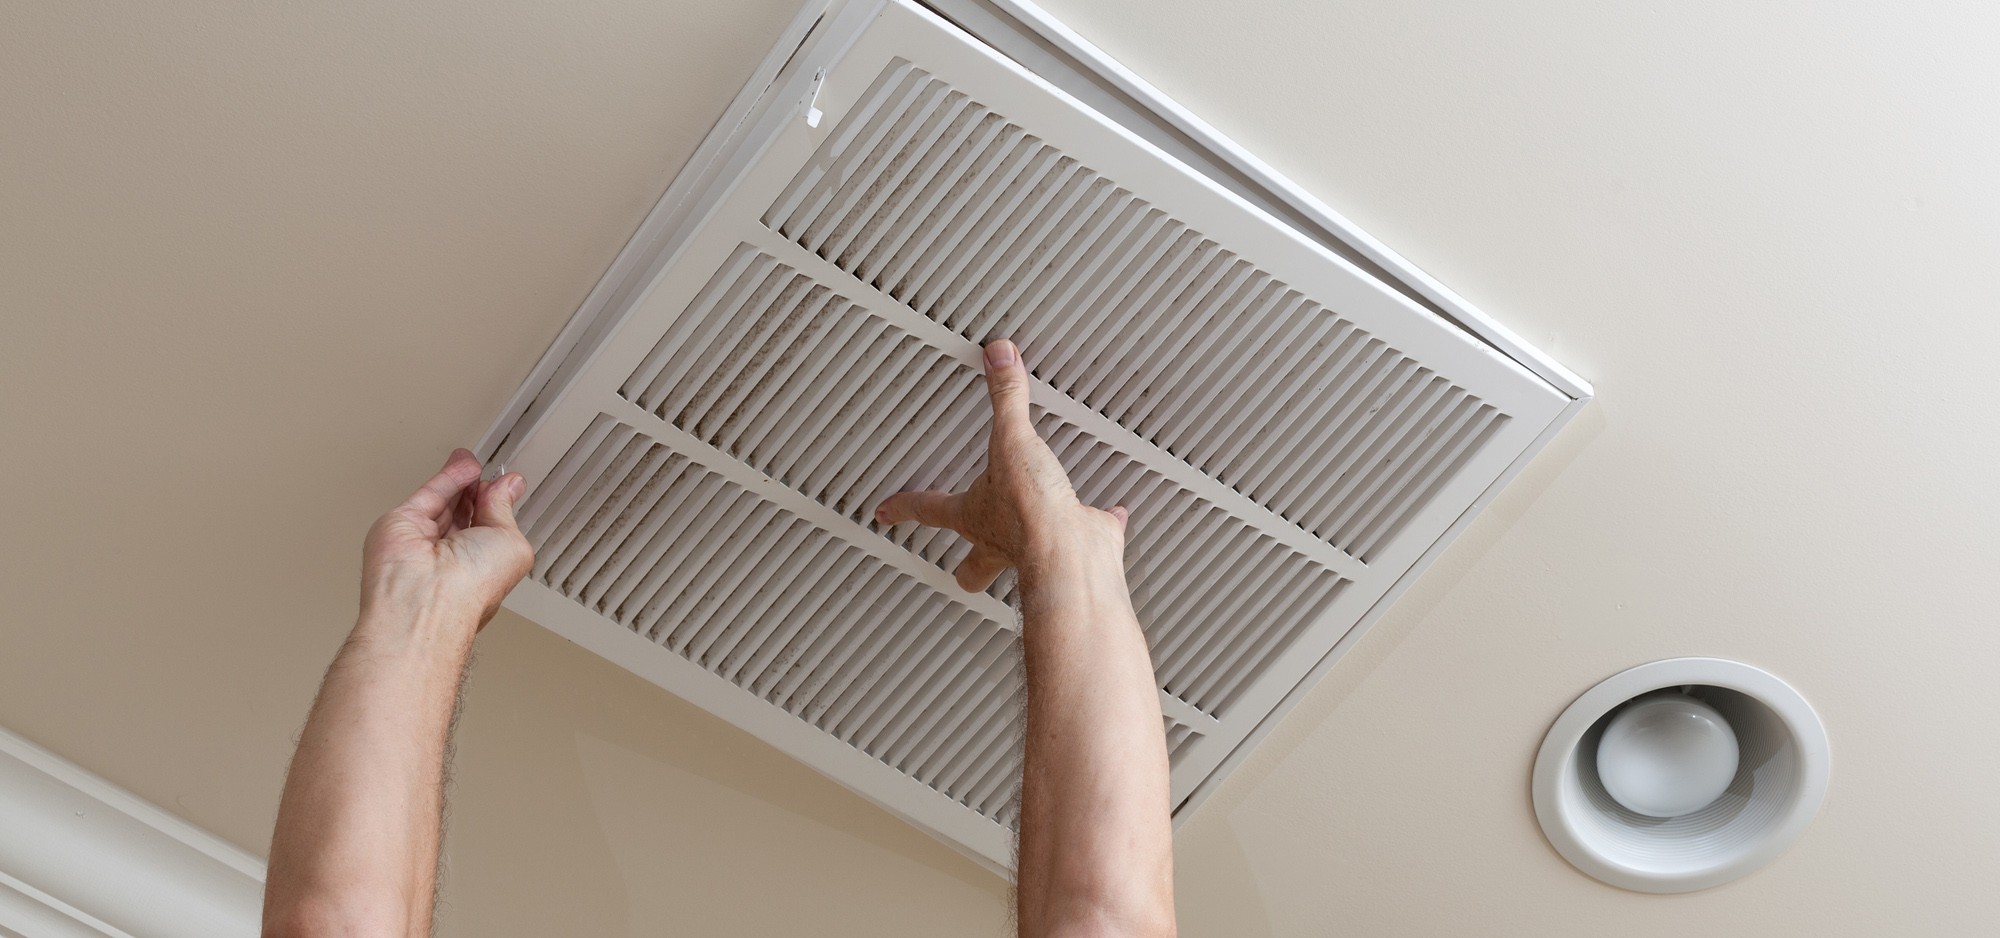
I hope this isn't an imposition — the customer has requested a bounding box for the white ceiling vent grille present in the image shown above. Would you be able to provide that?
[520,415,1030,827]
[763,61,1512,563]
[614,242,1351,720]
[484,0,1588,874]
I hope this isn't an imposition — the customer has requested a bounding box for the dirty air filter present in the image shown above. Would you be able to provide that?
[480,0,1589,873]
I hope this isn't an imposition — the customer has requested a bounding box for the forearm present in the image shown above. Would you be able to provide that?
[264,604,479,938]
[875,339,1174,935]
[1017,548,1175,938]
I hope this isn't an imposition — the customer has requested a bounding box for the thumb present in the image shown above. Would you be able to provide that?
[474,472,528,534]
[981,339,1034,445]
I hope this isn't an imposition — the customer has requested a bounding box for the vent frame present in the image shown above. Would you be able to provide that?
[481,0,1590,876]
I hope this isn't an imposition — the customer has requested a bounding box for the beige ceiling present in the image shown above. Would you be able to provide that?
[4,0,1996,935]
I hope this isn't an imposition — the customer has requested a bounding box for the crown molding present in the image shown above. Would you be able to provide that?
[0,725,265,938]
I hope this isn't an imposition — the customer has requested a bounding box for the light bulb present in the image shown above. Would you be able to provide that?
[1595,692,1739,818]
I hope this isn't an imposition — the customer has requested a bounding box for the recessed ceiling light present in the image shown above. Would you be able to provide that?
[1533,658,1830,893]
[1595,691,1740,818]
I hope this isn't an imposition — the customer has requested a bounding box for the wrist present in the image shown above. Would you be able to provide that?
[352,597,483,654]
[1019,518,1126,578]
[1018,539,1130,614]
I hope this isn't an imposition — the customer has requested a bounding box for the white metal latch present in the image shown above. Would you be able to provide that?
[801,67,826,128]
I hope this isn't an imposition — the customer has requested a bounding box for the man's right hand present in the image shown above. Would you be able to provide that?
[875,338,1174,938]
[874,338,1128,594]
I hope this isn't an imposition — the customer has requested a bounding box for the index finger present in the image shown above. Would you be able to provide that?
[399,448,483,520]
[980,339,1036,451]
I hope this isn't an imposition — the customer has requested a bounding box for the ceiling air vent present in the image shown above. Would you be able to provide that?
[483,0,1589,874]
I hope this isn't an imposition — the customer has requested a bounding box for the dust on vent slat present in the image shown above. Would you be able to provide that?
[520,415,1026,826]
[766,63,1511,563]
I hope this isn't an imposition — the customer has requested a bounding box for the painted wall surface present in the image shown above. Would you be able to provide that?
[3,0,1997,935]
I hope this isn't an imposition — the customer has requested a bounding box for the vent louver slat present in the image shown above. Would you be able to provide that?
[766,62,1510,562]
[1164,716,1204,770]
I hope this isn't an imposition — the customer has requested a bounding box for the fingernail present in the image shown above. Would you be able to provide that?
[874,503,891,524]
[507,475,525,499]
[983,340,1016,369]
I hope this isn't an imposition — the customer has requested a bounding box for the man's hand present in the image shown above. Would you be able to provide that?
[877,339,1175,938]
[265,449,532,938]
[876,339,1129,594]
[360,448,532,629]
